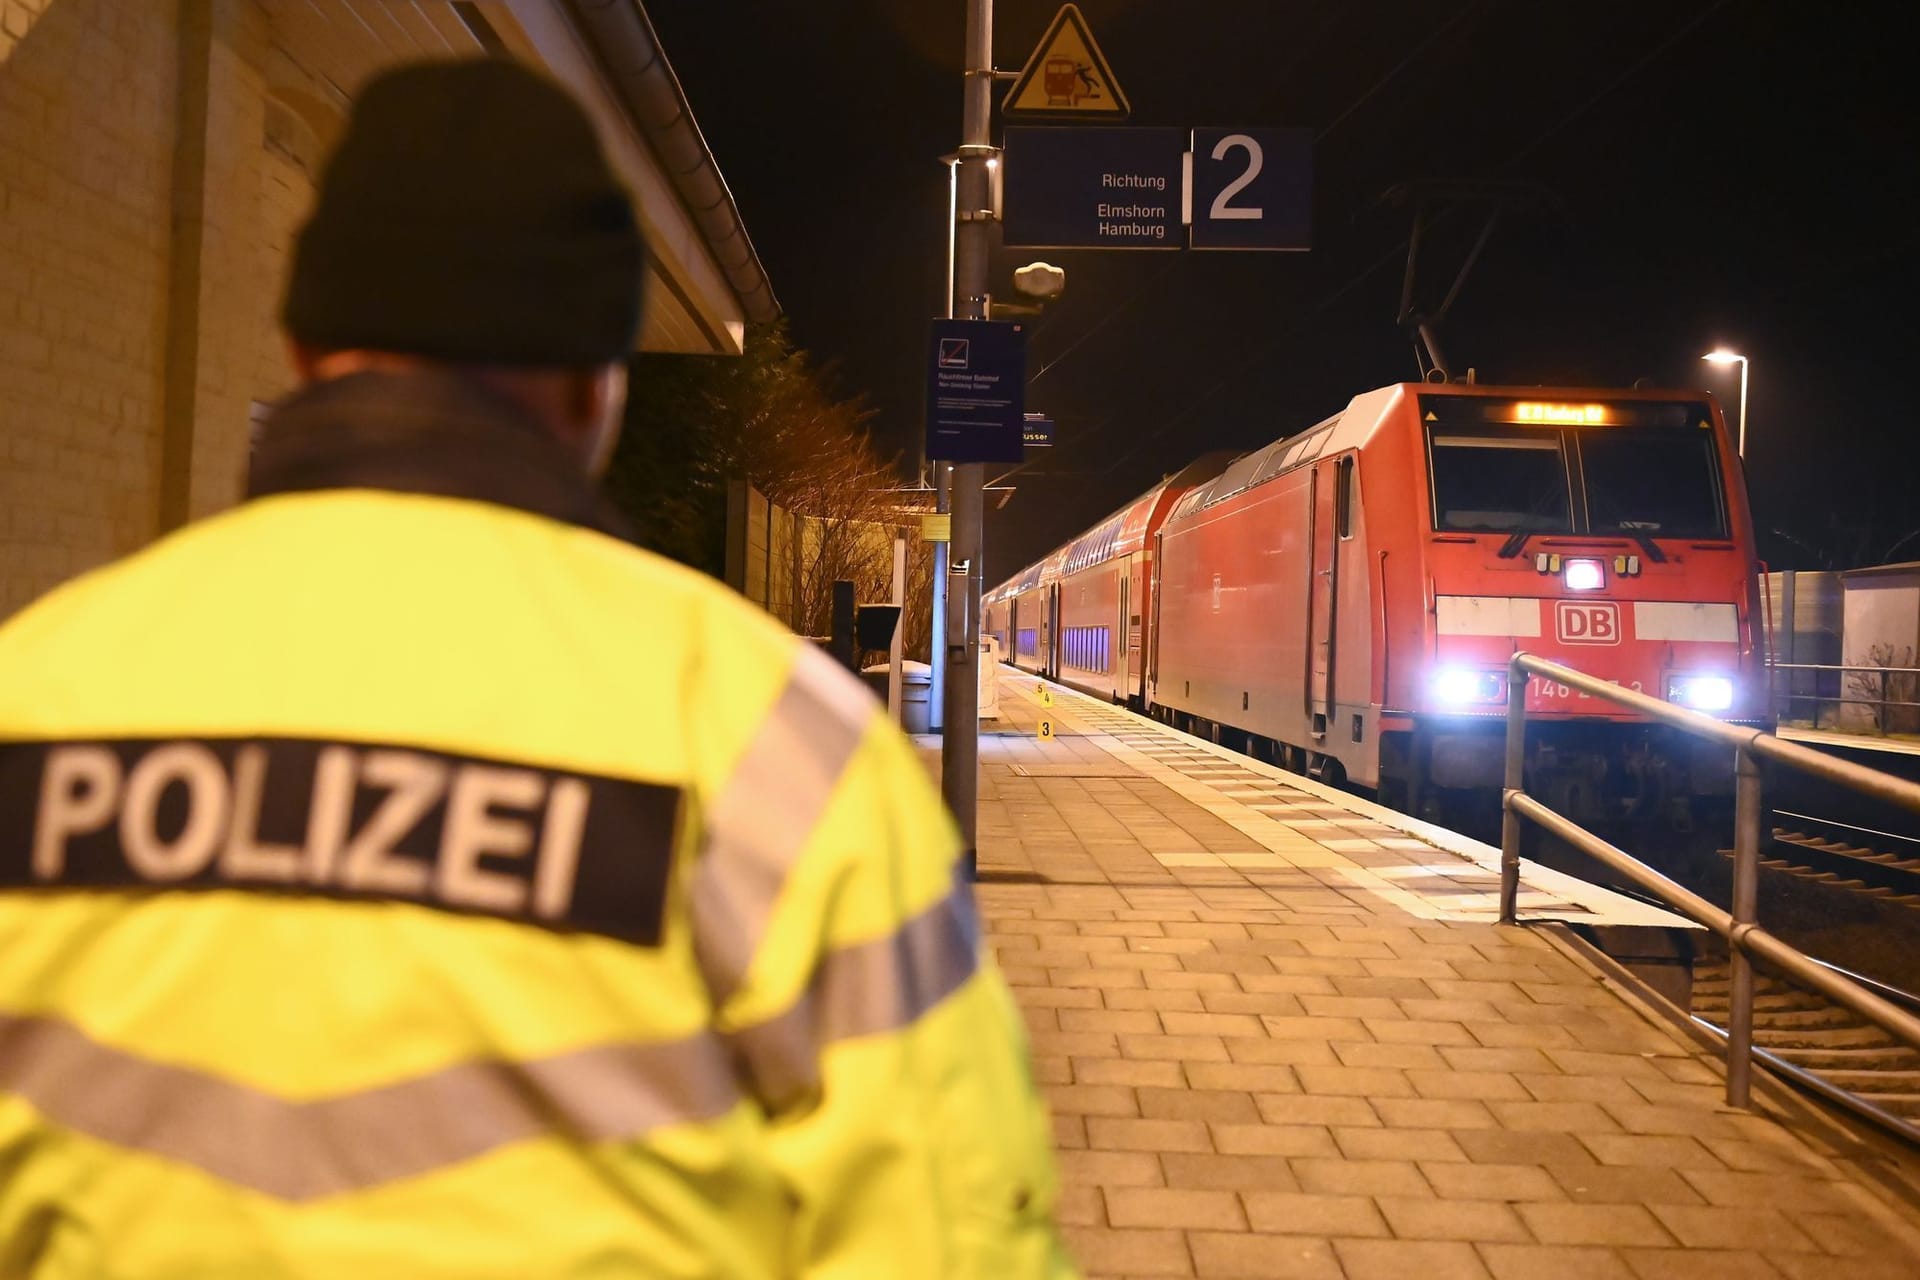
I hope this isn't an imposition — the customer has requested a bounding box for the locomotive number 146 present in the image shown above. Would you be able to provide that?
[1528,676,1644,700]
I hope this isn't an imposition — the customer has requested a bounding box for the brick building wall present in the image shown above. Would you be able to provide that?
[1,0,178,616]
[10,0,771,623]
[0,1,501,616]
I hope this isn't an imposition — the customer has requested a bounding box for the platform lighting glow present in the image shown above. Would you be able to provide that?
[1562,558,1606,591]
[1668,675,1735,713]
[1434,666,1503,705]
[1513,402,1607,424]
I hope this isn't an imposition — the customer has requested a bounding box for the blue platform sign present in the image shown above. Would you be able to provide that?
[926,319,1026,463]
[1189,127,1312,251]
[1023,414,1054,448]
[1003,127,1186,250]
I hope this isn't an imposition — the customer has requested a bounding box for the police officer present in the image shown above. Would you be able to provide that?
[0,60,1075,1279]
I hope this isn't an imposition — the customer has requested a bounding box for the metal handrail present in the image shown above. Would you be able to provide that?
[1498,651,1920,1111]
[1766,662,1920,735]
[1767,662,1920,675]
[1689,1018,1920,1146]
[1803,953,1920,1017]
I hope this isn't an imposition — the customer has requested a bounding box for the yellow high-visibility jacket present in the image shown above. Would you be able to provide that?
[0,371,1076,1279]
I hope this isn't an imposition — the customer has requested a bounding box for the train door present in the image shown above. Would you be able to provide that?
[1306,456,1351,737]
[1146,537,1165,705]
[1121,556,1136,706]
[1116,575,1131,700]
[1036,587,1048,676]
[1047,584,1062,680]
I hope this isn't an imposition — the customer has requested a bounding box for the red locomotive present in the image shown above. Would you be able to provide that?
[986,382,1767,824]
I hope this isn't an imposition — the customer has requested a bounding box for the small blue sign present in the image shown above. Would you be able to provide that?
[1023,414,1054,448]
[1003,127,1186,250]
[1189,127,1312,251]
[926,319,1026,463]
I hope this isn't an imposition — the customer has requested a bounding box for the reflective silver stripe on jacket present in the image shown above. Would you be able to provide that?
[691,644,876,1004]
[0,1014,740,1201]
[728,868,981,1110]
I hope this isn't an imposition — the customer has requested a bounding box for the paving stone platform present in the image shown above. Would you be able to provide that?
[922,668,1920,1279]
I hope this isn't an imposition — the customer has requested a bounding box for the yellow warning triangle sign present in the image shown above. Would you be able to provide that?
[1003,4,1130,119]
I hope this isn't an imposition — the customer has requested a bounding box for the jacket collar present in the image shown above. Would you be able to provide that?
[247,370,635,542]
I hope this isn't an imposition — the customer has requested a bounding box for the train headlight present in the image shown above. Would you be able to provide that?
[1433,666,1506,706]
[1562,558,1605,591]
[1667,674,1734,713]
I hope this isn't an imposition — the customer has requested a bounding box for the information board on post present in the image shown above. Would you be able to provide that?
[1002,127,1186,250]
[1023,413,1054,448]
[1002,126,1312,253]
[1188,127,1312,251]
[925,319,1027,464]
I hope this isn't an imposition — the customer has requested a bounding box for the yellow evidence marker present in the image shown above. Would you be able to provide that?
[1038,720,1055,742]
[1039,688,1054,708]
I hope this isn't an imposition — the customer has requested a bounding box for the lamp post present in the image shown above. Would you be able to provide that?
[1702,349,1750,458]
[933,0,997,872]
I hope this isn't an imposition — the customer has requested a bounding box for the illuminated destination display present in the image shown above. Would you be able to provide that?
[1512,402,1607,424]
[1421,396,1704,431]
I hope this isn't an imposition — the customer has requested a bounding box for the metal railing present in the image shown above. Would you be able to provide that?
[1497,652,1920,1110]
[1768,661,1920,737]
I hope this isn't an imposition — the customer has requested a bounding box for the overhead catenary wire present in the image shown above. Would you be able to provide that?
[1503,0,1733,168]
[1087,240,1411,484]
[988,0,1741,583]
[995,2,1497,489]
[1083,0,1736,486]
[1021,0,1356,396]
[1312,0,1494,145]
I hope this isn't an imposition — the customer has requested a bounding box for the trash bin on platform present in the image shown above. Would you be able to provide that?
[979,637,1001,719]
[863,660,933,734]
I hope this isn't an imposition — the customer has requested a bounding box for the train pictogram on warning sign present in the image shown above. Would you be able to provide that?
[1003,4,1130,120]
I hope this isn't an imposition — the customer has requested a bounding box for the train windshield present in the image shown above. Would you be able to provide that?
[1429,429,1571,532]
[1579,428,1726,538]
[1423,397,1726,539]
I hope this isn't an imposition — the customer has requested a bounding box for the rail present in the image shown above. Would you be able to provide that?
[1773,809,1920,857]
[1498,652,1920,1110]
[1768,661,1920,737]
[1689,1020,1920,1145]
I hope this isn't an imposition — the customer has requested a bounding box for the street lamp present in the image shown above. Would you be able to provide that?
[1702,349,1750,458]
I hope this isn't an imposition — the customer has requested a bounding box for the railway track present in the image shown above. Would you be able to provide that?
[1727,815,1920,907]
[1691,957,1920,1122]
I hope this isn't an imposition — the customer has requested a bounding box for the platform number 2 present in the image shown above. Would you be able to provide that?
[1209,134,1263,221]
[1190,128,1309,251]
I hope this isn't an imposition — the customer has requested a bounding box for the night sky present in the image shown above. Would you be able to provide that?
[645,0,1919,580]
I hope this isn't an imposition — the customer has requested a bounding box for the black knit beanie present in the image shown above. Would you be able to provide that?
[283,59,643,366]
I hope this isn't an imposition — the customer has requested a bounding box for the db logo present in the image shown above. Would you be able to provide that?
[1556,600,1622,646]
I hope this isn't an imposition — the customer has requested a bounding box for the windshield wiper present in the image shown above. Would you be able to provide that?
[1504,526,1667,565]
[1495,482,1574,559]
[1605,523,1670,563]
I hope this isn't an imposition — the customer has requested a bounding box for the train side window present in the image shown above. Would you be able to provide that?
[1336,456,1356,540]
[1253,444,1291,486]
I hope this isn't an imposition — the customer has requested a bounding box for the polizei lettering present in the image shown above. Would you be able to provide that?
[0,738,679,944]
